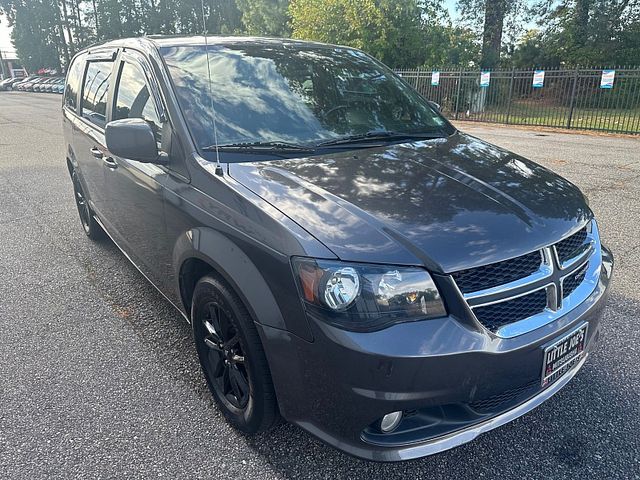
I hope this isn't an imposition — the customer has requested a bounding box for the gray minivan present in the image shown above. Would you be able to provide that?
[63,36,613,461]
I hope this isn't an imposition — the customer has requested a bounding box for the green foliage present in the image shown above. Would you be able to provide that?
[456,0,529,68]
[0,0,638,73]
[0,0,65,71]
[236,0,290,36]
[511,0,640,67]
[289,0,480,68]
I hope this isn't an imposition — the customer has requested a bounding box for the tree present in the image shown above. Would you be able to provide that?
[236,0,290,36]
[457,0,527,68]
[512,0,640,67]
[0,0,67,71]
[290,0,458,68]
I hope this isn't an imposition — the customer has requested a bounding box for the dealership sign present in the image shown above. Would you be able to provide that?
[601,70,615,89]
[480,71,490,87]
[431,71,440,86]
[532,70,545,88]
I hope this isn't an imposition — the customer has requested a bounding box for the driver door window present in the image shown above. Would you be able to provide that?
[114,60,163,143]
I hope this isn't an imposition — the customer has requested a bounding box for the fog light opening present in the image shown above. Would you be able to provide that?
[379,411,403,433]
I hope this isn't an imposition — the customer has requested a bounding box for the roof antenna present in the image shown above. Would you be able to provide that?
[200,0,223,176]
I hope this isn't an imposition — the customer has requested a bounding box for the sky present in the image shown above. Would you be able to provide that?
[1,14,15,57]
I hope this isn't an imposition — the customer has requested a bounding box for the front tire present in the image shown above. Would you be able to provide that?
[192,275,279,433]
[71,170,104,240]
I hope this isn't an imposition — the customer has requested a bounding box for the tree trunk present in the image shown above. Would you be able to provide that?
[92,0,100,39]
[148,0,159,33]
[480,0,507,69]
[573,0,591,48]
[54,0,71,68]
[60,0,75,53]
[74,0,82,30]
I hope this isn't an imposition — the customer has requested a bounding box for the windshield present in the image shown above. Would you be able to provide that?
[160,42,453,153]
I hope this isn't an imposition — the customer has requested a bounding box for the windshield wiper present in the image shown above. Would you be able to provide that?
[315,130,446,147]
[202,141,315,153]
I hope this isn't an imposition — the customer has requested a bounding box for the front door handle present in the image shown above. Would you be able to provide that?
[102,156,118,169]
[90,147,103,159]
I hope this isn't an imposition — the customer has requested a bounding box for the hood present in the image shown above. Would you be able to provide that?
[228,132,591,273]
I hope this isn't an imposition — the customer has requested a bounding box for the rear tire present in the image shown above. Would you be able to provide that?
[71,170,104,240]
[192,274,280,433]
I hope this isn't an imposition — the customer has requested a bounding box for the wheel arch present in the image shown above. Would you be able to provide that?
[174,227,288,333]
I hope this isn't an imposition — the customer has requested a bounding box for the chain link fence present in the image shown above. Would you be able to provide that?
[395,67,640,134]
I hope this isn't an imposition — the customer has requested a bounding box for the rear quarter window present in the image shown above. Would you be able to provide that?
[64,54,86,112]
[81,61,113,129]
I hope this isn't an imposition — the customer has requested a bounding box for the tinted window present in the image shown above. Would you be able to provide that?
[113,60,163,142]
[65,56,85,111]
[161,44,451,152]
[81,61,113,128]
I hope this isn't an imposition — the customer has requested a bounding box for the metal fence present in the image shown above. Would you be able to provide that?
[395,67,640,134]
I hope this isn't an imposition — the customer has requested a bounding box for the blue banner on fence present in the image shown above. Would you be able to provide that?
[532,70,545,88]
[601,70,615,89]
[431,71,440,86]
[480,71,491,87]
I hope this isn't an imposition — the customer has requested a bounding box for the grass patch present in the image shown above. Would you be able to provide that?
[460,103,640,134]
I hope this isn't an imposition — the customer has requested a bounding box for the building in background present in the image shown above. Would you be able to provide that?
[0,49,26,79]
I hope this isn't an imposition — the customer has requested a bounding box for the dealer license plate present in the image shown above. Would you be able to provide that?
[541,323,588,388]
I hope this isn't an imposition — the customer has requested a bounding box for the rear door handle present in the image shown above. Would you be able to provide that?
[90,147,103,158]
[102,156,118,169]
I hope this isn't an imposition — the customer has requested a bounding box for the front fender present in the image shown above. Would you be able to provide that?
[172,227,313,341]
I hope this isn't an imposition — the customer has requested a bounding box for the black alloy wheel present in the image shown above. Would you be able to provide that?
[201,300,250,409]
[192,275,279,433]
[71,170,104,240]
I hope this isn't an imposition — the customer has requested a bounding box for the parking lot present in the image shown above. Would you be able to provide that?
[0,92,639,479]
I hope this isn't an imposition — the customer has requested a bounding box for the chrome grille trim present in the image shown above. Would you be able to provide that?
[453,251,544,295]
[463,250,551,302]
[558,224,593,269]
[452,220,601,338]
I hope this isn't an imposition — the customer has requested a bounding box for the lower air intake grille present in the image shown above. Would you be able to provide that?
[473,289,548,332]
[451,251,542,294]
[469,380,539,413]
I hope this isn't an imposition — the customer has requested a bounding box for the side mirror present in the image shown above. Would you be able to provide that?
[428,100,442,112]
[105,118,162,163]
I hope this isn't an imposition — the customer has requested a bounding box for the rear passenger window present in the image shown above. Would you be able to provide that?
[113,60,163,142]
[81,61,113,128]
[64,54,86,112]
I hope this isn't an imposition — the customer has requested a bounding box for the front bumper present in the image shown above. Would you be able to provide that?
[258,246,613,461]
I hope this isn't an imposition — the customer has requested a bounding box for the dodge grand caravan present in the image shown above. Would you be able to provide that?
[62,36,613,461]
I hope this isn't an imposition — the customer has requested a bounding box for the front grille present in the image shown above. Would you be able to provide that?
[562,262,588,298]
[473,289,548,332]
[469,380,539,413]
[451,251,542,294]
[451,221,597,337]
[556,226,588,264]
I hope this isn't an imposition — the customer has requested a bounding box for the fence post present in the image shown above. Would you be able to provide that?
[505,67,515,124]
[454,67,463,120]
[566,67,579,129]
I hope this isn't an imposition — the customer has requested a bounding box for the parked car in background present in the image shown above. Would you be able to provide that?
[34,77,55,92]
[43,77,63,93]
[63,36,613,462]
[19,77,44,91]
[29,77,52,92]
[33,78,50,92]
[0,77,23,91]
[14,76,38,91]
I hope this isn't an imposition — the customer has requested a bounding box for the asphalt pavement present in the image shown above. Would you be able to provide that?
[0,92,639,479]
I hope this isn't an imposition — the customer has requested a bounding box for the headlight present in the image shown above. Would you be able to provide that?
[292,257,447,332]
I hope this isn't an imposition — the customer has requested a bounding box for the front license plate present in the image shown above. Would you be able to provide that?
[541,323,588,388]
